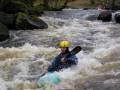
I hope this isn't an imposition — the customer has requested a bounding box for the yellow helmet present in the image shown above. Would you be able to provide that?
[59,40,71,48]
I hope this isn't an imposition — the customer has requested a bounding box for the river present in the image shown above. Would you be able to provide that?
[0,9,120,90]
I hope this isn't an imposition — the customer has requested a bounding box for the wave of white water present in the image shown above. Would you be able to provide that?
[0,9,120,90]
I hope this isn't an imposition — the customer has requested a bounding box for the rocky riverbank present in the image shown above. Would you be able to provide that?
[0,0,49,42]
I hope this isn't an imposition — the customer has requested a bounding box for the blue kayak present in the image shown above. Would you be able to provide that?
[37,72,61,86]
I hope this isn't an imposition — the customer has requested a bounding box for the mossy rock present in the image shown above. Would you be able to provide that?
[15,12,28,25]
[0,12,15,29]
[3,1,28,14]
[0,22,9,41]
[15,12,28,30]
[15,13,48,30]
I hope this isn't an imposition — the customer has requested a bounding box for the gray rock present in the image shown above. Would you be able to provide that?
[114,12,120,23]
[97,11,112,22]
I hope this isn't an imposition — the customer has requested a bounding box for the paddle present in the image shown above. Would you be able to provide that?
[60,46,81,64]
[37,46,82,85]
[65,46,82,58]
[39,46,82,77]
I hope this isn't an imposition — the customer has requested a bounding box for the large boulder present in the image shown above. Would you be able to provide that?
[15,12,48,30]
[114,12,120,23]
[0,23,9,42]
[97,11,112,22]
[0,12,15,29]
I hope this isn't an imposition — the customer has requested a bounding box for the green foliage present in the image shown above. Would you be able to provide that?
[19,0,37,8]
[43,0,68,10]
[4,0,28,14]
[0,22,8,34]
[0,12,15,27]
[15,12,29,29]
[93,0,120,9]
[115,0,120,9]
[0,0,70,13]
[15,12,28,25]
[28,4,47,15]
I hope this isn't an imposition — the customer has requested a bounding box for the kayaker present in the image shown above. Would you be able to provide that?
[47,40,78,72]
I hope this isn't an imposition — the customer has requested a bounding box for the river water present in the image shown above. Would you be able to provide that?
[0,9,120,90]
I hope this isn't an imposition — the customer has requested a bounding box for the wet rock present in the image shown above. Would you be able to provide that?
[0,12,48,30]
[97,11,112,22]
[83,8,89,10]
[0,23,9,42]
[114,12,120,23]
[15,13,48,30]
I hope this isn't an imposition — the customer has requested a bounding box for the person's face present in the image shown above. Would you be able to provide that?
[60,47,67,53]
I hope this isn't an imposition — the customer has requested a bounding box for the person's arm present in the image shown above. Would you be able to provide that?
[64,55,78,64]
[47,54,61,72]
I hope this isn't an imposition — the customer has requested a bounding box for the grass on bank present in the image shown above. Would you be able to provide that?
[67,0,95,8]
[68,0,120,9]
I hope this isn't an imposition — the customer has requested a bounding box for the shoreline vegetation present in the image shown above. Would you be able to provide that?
[67,0,120,10]
[0,0,71,41]
[0,0,120,42]
[67,0,95,9]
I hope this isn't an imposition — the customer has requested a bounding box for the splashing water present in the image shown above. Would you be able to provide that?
[0,9,120,90]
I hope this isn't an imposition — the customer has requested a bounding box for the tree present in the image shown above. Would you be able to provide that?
[43,0,69,10]
[105,0,116,9]
[90,0,95,5]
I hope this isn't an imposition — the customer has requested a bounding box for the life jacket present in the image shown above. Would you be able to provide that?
[47,52,78,72]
